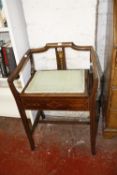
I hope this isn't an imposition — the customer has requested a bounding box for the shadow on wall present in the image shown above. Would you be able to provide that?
[96,0,109,71]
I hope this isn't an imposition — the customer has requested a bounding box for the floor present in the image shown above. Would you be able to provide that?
[0,116,117,175]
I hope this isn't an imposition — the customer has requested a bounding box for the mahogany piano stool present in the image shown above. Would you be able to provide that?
[8,42,101,155]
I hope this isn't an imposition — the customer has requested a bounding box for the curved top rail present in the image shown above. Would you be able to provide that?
[31,42,92,54]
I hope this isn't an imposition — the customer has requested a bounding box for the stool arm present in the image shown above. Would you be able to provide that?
[8,50,31,84]
[8,49,31,97]
[90,47,100,98]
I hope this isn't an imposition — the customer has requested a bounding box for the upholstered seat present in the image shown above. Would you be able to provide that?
[25,70,85,94]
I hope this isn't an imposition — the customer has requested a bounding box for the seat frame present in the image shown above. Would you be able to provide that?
[8,42,100,155]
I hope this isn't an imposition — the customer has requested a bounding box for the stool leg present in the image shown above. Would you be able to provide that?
[40,110,45,119]
[20,109,35,150]
[17,99,35,150]
[90,117,96,155]
[90,105,97,155]
[90,100,100,155]
[31,110,46,134]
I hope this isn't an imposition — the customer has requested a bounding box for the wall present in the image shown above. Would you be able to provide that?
[21,0,110,71]
[22,0,97,48]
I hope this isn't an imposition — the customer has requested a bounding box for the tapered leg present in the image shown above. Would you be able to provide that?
[17,99,35,150]
[90,117,96,154]
[20,110,35,150]
[90,103,97,155]
[8,81,35,150]
[31,110,46,134]
[40,110,45,119]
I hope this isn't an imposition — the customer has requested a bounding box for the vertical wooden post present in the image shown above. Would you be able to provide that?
[55,46,66,70]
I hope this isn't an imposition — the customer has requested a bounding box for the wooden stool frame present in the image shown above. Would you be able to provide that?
[8,42,99,155]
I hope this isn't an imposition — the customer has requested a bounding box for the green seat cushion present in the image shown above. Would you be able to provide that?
[25,70,85,93]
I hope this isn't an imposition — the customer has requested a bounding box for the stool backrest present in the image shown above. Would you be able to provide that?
[30,42,91,71]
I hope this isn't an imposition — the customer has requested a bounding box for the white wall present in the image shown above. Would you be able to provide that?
[22,0,97,48]
[21,0,111,71]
